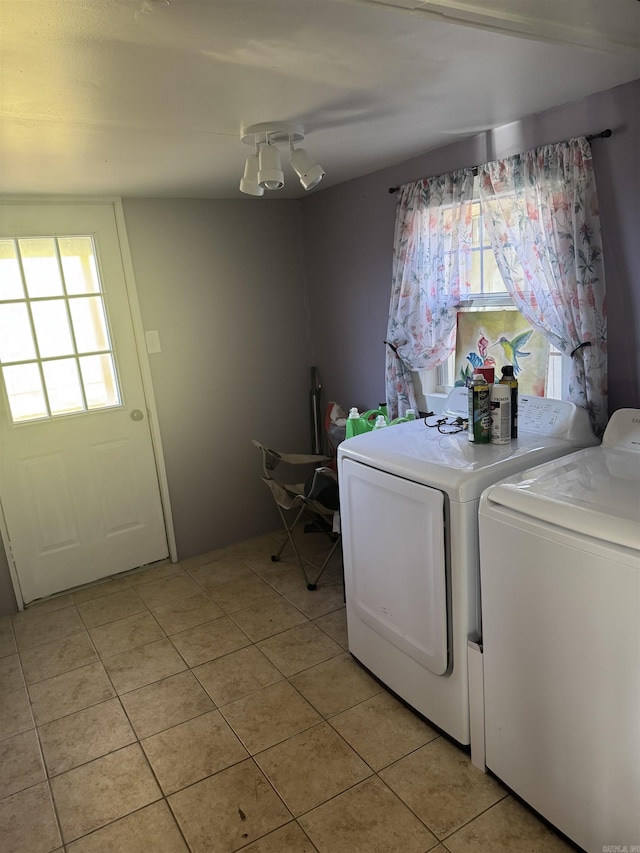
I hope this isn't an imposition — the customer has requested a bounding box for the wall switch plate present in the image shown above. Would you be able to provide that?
[145,330,161,353]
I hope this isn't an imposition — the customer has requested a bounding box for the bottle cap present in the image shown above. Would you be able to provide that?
[490,382,511,399]
[348,407,360,418]
[501,365,514,376]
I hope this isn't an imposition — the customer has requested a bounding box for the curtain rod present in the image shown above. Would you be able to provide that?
[387,128,612,194]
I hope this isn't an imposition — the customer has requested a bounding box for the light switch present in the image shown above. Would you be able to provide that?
[145,330,161,353]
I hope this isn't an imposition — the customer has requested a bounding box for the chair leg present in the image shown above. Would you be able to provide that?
[272,504,340,591]
[304,535,342,590]
[272,504,310,573]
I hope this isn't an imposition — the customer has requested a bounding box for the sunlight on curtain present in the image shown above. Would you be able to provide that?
[478,137,607,435]
[385,169,474,419]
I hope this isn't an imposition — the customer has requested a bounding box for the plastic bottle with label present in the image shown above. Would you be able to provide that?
[490,383,511,444]
[499,365,519,439]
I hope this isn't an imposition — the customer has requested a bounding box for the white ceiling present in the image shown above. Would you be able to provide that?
[0,0,638,199]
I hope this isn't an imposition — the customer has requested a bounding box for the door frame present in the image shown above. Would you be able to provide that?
[0,197,177,610]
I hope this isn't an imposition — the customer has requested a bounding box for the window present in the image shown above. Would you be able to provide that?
[0,236,121,423]
[437,198,566,396]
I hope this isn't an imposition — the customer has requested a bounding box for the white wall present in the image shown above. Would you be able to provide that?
[121,198,314,561]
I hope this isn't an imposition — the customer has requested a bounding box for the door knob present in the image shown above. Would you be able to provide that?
[130,409,144,421]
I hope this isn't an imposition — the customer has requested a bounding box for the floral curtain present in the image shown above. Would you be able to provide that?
[385,169,474,419]
[478,137,607,436]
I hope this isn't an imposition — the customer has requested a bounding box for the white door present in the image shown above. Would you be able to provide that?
[0,202,169,603]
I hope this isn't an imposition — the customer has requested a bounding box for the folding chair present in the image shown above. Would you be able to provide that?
[252,440,342,590]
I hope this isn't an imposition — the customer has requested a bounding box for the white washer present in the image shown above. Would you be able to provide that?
[338,389,598,745]
[479,408,640,852]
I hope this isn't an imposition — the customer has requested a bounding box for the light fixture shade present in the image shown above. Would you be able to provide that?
[239,154,264,196]
[258,143,284,190]
[289,147,325,190]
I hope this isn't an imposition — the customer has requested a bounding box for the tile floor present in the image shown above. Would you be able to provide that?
[0,530,578,853]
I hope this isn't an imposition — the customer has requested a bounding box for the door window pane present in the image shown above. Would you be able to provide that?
[0,241,25,300]
[0,234,122,423]
[31,300,75,358]
[0,303,37,361]
[59,237,101,294]
[2,363,48,422]
[18,238,64,298]
[79,354,120,409]
[42,359,84,416]
[69,296,110,353]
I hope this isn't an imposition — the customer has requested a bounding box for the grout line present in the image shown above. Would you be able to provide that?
[436,789,510,842]
[164,795,197,853]
[44,777,66,851]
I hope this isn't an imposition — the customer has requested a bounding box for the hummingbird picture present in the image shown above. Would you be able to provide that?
[493,330,533,374]
[455,311,547,396]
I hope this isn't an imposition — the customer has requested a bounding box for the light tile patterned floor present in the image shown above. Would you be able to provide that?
[0,531,578,852]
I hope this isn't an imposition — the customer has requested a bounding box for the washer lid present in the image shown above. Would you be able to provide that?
[484,446,640,551]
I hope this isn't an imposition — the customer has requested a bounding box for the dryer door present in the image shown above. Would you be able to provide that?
[341,458,448,675]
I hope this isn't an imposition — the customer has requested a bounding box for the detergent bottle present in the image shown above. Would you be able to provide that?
[361,408,387,429]
[345,408,369,440]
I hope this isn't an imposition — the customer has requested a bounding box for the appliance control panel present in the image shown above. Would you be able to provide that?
[443,387,598,446]
[518,396,597,445]
[519,397,570,433]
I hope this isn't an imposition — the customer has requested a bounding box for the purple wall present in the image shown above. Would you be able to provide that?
[299,78,640,416]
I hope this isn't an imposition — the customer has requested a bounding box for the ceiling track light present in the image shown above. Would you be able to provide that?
[239,122,325,196]
[289,142,325,191]
[239,146,263,197]
[257,142,284,190]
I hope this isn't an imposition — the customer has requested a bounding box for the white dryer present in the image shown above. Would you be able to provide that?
[338,389,598,745]
[479,408,640,852]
